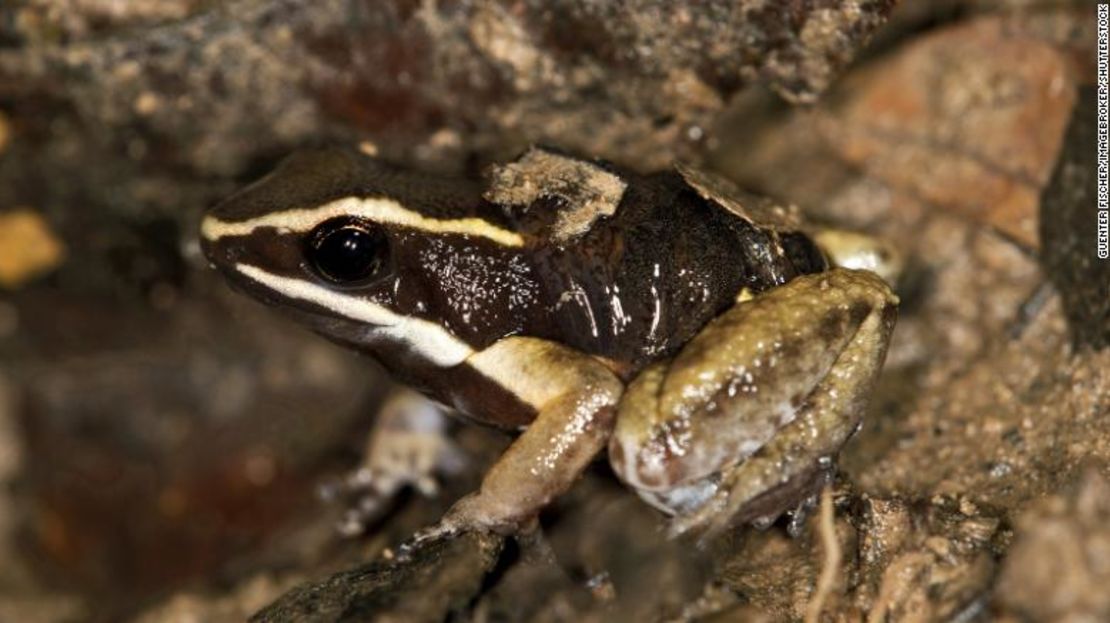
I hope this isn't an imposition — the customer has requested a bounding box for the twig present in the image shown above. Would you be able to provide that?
[867,552,931,623]
[804,487,840,623]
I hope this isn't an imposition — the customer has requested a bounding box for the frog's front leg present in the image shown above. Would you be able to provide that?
[609,268,898,537]
[321,387,465,537]
[419,337,623,539]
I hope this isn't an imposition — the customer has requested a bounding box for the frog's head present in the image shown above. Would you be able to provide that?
[200,147,530,371]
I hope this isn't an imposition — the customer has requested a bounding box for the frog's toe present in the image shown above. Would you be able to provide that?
[437,492,541,536]
[397,520,464,560]
[400,498,491,554]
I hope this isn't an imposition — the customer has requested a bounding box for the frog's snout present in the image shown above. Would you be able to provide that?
[199,214,243,274]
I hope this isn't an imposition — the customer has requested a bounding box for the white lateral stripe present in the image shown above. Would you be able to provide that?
[467,338,554,410]
[201,196,524,247]
[235,264,474,367]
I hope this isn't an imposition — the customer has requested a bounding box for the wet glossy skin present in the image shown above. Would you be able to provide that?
[201,146,898,537]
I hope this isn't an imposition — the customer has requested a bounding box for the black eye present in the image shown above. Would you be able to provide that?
[307,219,388,283]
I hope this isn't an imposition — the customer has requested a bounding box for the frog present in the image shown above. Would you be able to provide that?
[199,145,899,539]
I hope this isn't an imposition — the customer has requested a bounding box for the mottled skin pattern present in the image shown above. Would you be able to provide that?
[201,146,898,537]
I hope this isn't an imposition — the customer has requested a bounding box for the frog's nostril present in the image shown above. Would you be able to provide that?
[199,234,240,272]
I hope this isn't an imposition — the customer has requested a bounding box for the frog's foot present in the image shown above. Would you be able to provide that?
[784,467,837,538]
[404,336,622,542]
[667,455,838,538]
[396,501,542,564]
[402,495,542,554]
[320,387,464,537]
[396,507,469,558]
[414,492,532,541]
[609,269,898,539]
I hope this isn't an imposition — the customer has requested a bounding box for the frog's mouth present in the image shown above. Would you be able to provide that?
[231,263,475,368]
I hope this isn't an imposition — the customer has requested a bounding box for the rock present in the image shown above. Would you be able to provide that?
[995,470,1110,621]
[1040,86,1110,350]
[252,531,504,623]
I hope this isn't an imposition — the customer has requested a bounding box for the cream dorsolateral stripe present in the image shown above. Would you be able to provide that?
[235,264,474,366]
[465,337,563,410]
[202,196,525,247]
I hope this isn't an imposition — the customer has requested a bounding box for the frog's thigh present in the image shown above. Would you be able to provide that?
[436,336,623,534]
[609,269,897,524]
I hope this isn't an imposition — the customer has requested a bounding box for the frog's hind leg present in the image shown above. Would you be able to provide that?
[608,268,898,537]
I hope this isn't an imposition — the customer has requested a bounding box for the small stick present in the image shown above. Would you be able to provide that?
[804,487,841,623]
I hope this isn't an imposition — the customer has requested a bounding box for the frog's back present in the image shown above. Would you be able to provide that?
[501,154,828,375]
[202,145,828,384]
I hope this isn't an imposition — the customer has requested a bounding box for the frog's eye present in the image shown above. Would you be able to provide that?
[307,218,389,283]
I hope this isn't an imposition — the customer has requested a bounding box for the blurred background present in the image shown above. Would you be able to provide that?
[0,1,1103,621]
